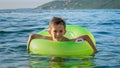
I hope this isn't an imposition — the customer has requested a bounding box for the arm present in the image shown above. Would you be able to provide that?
[81,35,97,54]
[72,35,97,55]
[27,34,49,53]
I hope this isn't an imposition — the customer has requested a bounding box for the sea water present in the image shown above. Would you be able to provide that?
[0,9,120,68]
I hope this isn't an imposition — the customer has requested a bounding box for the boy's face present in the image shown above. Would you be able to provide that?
[48,24,66,41]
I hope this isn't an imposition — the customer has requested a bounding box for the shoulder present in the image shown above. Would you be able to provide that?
[45,36,52,40]
[63,37,70,41]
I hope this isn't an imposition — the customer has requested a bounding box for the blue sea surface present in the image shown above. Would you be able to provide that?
[0,9,120,68]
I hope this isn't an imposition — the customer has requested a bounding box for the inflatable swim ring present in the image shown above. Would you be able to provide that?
[28,25,96,57]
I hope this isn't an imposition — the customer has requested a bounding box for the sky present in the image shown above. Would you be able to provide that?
[0,0,54,9]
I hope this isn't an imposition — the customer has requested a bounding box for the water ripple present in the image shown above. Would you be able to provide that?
[0,9,120,68]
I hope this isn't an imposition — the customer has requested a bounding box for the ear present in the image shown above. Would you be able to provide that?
[64,30,66,35]
[48,29,51,35]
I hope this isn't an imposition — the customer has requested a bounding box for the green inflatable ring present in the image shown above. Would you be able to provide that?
[29,25,96,57]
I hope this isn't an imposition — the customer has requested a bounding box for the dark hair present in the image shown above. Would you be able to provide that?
[49,17,66,29]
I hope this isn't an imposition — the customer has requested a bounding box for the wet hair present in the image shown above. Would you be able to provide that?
[49,17,66,29]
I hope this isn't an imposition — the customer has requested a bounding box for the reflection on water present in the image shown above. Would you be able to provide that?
[28,55,96,68]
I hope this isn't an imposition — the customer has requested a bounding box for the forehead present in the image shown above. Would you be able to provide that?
[50,24,65,30]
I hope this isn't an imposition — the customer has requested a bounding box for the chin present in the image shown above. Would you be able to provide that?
[54,39,60,41]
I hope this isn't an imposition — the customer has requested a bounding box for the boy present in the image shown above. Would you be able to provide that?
[27,17,97,61]
[27,17,70,50]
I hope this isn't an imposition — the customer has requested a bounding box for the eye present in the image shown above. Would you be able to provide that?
[60,30,63,33]
[54,30,57,33]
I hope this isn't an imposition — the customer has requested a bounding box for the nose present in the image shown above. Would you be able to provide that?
[56,32,60,36]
